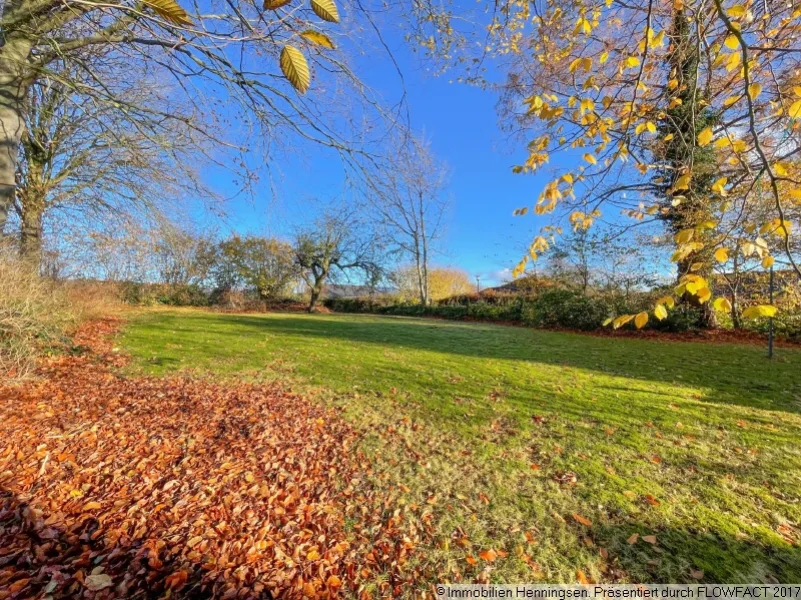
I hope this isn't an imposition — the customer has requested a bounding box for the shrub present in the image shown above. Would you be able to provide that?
[466,299,523,321]
[120,282,209,306]
[527,289,609,331]
[62,280,124,321]
[0,248,74,378]
[744,309,801,341]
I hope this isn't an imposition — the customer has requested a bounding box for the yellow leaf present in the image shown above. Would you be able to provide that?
[726,52,741,72]
[697,287,712,304]
[625,56,640,68]
[647,121,656,133]
[762,255,775,268]
[280,45,311,93]
[634,311,649,329]
[773,162,788,177]
[143,0,192,24]
[300,29,336,48]
[657,295,676,309]
[747,83,762,99]
[613,314,634,329]
[310,0,339,22]
[674,174,691,191]
[264,0,292,7]
[728,4,746,17]
[600,51,609,64]
[675,228,694,244]
[714,247,729,263]
[711,177,728,196]
[654,304,668,321]
[724,34,740,49]
[713,297,732,312]
[697,127,713,146]
[742,305,777,319]
[583,153,597,165]
[789,100,801,119]
[664,133,674,141]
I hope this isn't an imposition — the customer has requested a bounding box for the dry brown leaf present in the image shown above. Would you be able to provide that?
[572,513,592,527]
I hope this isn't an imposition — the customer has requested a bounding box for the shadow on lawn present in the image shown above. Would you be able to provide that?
[3,486,800,590]
[592,522,801,584]
[166,313,801,415]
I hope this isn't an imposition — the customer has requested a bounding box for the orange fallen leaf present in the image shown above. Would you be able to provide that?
[165,570,189,590]
[642,535,657,544]
[644,494,661,506]
[465,555,477,565]
[479,549,498,562]
[627,533,639,545]
[572,513,592,527]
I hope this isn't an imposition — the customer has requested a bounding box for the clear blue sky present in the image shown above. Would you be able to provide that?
[201,20,556,287]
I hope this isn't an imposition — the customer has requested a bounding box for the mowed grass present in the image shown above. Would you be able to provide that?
[121,309,801,585]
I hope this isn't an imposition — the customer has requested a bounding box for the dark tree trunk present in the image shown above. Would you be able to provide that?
[731,289,742,330]
[307,282,323,312]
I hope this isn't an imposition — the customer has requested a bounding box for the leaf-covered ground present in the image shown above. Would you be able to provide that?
[0,319,429,599]
[121,309,801,586]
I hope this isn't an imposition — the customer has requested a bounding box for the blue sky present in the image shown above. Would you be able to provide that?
[203,19,555,287]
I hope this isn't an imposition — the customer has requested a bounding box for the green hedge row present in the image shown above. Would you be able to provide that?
[324,290,703,332]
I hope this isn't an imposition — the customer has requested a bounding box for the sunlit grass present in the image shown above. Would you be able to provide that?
[121,308,801,585]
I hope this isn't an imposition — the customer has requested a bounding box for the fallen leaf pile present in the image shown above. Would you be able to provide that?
[0,319,421,598]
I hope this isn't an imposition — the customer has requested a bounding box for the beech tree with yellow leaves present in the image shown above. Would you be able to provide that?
[420,0,801,328]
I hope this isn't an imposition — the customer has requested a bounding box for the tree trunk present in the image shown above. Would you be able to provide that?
[308,283,322,312]
[417,192,429,306]
[0,34,34,235]
[20,198,43,266]
[18,149,47,266]
[730,288,742,330]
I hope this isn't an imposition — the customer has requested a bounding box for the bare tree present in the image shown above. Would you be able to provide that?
[152,221,217,287]
[368,136,447,305]
[293,209,385,312]
[13,55,216,265]
[0,0,405,236]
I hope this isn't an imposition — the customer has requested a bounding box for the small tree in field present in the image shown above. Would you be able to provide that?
[293,212,385,312]
[220,236,299,301]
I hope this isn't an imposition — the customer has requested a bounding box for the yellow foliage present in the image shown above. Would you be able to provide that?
[742,305,778,319]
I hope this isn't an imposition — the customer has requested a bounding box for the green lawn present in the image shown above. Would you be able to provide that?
[121,308,801,585]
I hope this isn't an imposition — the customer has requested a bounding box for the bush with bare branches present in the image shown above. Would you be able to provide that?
[0,247,73,379]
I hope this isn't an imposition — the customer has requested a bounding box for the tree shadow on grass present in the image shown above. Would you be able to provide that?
[591,522,801,584]
[145,312,801,416]
[5,486,800,593]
